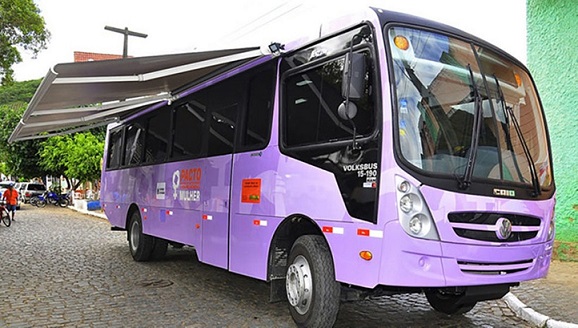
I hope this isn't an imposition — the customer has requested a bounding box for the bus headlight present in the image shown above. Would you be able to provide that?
[409,215,423,234]
[398,180,411,193]
[396,176,439,240]
[400,195,413,213]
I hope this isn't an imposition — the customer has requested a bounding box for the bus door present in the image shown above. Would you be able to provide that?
[200,103,238,269]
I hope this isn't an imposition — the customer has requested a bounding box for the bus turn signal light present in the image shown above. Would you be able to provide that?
[359,250,373,261]
[514,73,522,87]
[394,35,409,50]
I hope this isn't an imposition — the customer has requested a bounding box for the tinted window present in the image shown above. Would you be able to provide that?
[171,101,204,159]
[283,52,375,147]
[208,103,238,156]
[106,129,123,169]
[242,67,274,149]
[123,122,145,166]
[193,74,243,157]
[28,184,46,191]
[144,106,171,164]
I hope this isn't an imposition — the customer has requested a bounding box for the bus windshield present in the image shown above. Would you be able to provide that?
[388,26,552,190]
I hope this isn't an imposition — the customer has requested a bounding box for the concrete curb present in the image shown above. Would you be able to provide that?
[68,205,108,220]
[504,293,578,328]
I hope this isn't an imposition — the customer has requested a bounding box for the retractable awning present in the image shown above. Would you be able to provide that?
[9,47,264,143]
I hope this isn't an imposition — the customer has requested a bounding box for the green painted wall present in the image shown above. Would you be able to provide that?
[527,0,578,243]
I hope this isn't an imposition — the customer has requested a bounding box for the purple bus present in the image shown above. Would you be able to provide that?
[12,7,554,328]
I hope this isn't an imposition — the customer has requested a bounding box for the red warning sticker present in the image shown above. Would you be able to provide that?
[242,178,261,203]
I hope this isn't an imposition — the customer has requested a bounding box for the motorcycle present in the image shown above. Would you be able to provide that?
[45,191,70,207]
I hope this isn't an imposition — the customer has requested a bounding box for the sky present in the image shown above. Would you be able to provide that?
[13,0,526,81]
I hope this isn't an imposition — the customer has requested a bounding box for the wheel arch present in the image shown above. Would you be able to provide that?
[125,203,141,235]
[267,214,330,302]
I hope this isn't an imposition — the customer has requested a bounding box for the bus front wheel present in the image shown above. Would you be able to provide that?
[128,211,154,261]
[286,235,340,328]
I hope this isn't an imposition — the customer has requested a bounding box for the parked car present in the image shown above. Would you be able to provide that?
[19,182,48,203]
[0,181,21,210]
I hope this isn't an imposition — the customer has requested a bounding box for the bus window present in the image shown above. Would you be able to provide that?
[241,67,274,150]
[208,103,238,156]
[171,101,204,159]
[106,128,123,169]
[144,106,171,164]
[123,123,145,166]
[283,52,375,148]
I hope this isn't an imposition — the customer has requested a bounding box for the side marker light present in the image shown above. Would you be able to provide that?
[359,250,373,261]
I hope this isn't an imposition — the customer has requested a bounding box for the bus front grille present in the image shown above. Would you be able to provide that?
[448,212,541,243]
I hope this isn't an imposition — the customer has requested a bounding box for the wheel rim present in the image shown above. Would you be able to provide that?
[286,255,313,315]
[130,218,140,253]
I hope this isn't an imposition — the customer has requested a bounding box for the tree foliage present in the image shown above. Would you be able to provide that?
[0,0,50,85]
[0,78,40,103]
[39,132,104,188]
[0,101,47,178]
[0,79,45,178]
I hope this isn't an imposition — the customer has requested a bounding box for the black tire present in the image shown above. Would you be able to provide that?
[37,199,47,208]
[1,208,11,227]
[425,289,476,315]
[58,198,69,207]
[128,210,154,261]
[30,197,38,207]
[286,235,340,328]
[151,238,168,260]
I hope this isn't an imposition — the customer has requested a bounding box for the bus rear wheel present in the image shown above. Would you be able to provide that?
[286,235,340,328]
[425,289,476,315]
[128,211,154,261]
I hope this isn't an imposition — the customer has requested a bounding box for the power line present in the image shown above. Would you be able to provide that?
[221,1,303,43]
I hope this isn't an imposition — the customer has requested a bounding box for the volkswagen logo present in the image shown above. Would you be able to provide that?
[496,217,513,240]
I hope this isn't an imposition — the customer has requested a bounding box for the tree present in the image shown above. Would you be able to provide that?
[39,132,104,190]
[66,133,104,185]
[0,79,46,179]
[0,101,48,178]
[0,0,50,85]
[36,135,70,178]
[0,79,40,102]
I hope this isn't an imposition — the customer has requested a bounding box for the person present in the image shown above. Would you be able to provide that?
[2,183,19,221]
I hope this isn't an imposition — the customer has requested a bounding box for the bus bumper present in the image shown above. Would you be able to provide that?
[376,222,554,288]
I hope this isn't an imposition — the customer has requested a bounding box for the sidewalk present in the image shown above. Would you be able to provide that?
[67,205,577,327]
[506,260,578,327]
[69,204,108,220]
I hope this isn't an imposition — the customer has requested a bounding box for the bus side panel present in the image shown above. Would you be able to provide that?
[101,168,126,228]
[320,221,385,288]
[232,148,349,219]
[229,213,281,280]
[157,161,204,250]
[229,148,351,280]
[200,155,233,269]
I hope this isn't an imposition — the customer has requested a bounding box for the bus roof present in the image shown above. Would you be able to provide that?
[9,47,264,142]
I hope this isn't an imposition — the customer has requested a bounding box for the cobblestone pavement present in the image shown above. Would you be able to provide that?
[0,205,534,327]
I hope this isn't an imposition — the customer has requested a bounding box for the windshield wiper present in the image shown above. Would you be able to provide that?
[459,64,483,190]
[493,76,541,197]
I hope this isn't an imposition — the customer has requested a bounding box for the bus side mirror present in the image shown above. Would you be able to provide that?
[342,52,366,100]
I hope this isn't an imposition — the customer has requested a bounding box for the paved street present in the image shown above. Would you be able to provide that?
[0,205,533,327]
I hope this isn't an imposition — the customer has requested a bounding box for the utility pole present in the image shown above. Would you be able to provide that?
[104,26,148,58]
